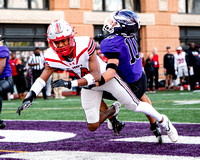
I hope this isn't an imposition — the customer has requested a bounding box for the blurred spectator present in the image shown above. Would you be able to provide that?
[174,46,190,91]
[9,52,18,99]
[52,69,65,99]
[96,45,108,63]
[140,52,145,71]
[186,42,200,91]
[152,48,159,90]
[25,66,32,91]
[28,47,47,100]
[0,41,14,128]
[42,49,52,98]
[16,58,27,99]
[145,53,155,92]
[164,46,175,90]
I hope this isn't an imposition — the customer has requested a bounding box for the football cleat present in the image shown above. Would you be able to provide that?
[109,116,125,136]
[150,122,162,144]
[0,120,6,129]
[112,101,121,117]
[161,115,178,143]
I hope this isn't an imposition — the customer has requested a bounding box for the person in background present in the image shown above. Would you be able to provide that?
[145,53,155,92]
[28,47,47,100]
[140,52,145,72]
[16,58,26,99]
[186,42,200,91]
[42,49,52,98]
[52,69,65,99]
[0,38,14,128]
[174,46,190,91]
[164,46,175,90]
[9,52,18,99]
[152,48,159,90]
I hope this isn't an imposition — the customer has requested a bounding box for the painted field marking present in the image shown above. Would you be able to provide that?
[0,151,199,160]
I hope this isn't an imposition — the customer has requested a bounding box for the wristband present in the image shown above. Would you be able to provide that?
[106,63,118,71]
[99,76,105,86]
[71,80,78,87]
[83,74,95,85]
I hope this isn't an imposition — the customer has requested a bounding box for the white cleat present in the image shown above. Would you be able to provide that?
[162,115,178,143]
[112,102,121,117]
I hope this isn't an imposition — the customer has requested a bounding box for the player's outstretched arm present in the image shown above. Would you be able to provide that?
[17,66,54,115]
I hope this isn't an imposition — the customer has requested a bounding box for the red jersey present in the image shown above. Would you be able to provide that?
[153,54,159,68]
[9,58,18,76]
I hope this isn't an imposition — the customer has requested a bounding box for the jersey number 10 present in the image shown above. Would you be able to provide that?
[125,37,140,64]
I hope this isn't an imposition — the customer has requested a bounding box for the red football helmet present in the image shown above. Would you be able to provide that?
[47,19,75,56]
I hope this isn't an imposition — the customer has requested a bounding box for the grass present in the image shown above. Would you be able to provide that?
[1,90,200,123]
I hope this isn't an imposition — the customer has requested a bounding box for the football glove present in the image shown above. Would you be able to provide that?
[17,90,36,115]
[51,79,72,89]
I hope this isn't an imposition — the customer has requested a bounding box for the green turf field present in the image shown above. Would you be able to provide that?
[1,90,200,123]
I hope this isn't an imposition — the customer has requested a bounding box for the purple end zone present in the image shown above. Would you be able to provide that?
[0,121,199,157]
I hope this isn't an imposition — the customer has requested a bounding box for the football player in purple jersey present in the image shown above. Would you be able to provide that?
[99,10,176,144]
[0,37,14,128]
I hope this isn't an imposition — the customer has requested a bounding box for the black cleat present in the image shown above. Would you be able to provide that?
[109,116,125,136]
[150,122,162,144]
[0,120,6,129]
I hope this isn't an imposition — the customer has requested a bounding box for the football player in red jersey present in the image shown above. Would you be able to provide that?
[17,20,178,143]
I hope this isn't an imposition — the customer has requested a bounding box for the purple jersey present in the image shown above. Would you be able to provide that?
[0,46,12,79]
[100,34,142,83]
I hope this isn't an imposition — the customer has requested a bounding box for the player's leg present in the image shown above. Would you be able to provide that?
[184,66,190,90]
[100,99,125,135]
[81,88,119,131]
[102,76,178,143]
[165,74,169,89]
[129,72,162,143]
[0,77,14,129]
[178,68,184,90]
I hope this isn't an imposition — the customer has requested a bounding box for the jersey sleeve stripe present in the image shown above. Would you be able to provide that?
[88,39,95,56]
[88,44,95,56]
[88,38,94,51]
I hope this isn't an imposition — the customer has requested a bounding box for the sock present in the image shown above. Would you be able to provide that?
[135,101,163,122]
